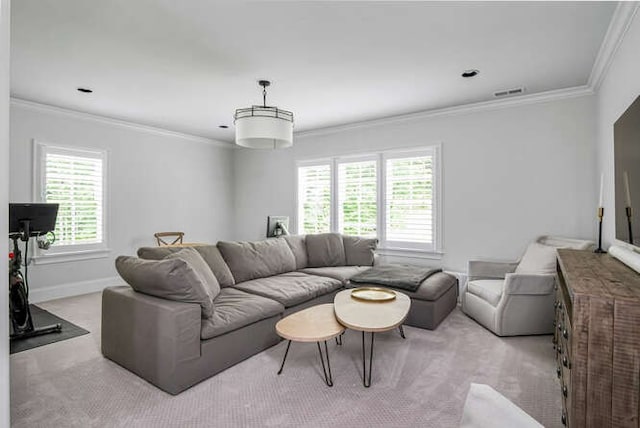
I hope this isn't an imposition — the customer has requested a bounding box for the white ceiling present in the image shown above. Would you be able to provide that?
[11,1,616,143]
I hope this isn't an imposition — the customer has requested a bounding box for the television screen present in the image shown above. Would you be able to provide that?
[614,95,640,246]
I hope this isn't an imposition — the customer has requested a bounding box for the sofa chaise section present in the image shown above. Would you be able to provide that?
[345,271,458,330]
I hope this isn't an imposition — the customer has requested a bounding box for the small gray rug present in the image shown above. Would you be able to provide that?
[10,305,89,354]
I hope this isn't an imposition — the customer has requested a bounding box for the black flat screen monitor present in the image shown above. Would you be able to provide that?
[9,203,59,236]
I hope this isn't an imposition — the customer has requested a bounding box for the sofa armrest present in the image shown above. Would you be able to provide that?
[101,286,201,389]
[468,260,518,281]
[503,273,555,296]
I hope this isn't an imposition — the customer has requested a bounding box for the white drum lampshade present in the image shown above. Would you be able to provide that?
[234,106,293,149]
[234,80,294,149]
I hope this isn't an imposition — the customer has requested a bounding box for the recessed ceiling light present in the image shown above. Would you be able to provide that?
[219,125,229,129]
[461,69,479,78]
[77,87,93,93]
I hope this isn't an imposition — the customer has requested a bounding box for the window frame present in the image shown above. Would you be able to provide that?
[32,140,110,263]
[295,144,442,255]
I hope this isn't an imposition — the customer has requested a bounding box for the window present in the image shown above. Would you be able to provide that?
[297,163,331,234]
[296,146,440,253]
[338,159,377,237]
[385,154,433,248]
[34,141,107,256]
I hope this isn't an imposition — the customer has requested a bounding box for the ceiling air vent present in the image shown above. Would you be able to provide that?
[493,87,525,98]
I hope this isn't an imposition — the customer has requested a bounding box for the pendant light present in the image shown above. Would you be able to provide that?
[234,80,294,149]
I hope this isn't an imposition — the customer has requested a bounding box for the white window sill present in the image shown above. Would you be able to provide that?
[376,247,444,260]
[32,248,111,265]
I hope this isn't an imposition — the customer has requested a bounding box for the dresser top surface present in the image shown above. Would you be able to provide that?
[558,249,640,301]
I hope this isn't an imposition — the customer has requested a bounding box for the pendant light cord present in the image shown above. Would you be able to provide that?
[258,80,271,108]
[262,85,267,107]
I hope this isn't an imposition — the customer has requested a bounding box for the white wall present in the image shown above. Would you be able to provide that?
[596,7,640,248]
[9,102,235,301]
[1,0,10,425]
[234,95,597,272]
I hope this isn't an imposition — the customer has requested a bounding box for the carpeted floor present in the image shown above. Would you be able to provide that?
[10,292,562,428]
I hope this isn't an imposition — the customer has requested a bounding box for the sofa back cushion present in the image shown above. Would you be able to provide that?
[164,248,221,299]
[283,235,308,269]
[115,255,214,319]
[137,245,235,287]
[515,242,557,275]
[306,233,346,267]
[343,236,377,266]
[218,238,297,283]
[137,246,178,260]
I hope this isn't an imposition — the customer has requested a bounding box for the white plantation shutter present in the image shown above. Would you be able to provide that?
[338,160,377,237]
[298,164,331,234]
[385,154,433,245]
[297,146,440,251]
[37,143,106,249]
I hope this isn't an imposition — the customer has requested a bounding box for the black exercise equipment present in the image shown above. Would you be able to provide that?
[8,203,62,340]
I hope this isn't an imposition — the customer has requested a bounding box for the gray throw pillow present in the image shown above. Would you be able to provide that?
[137,245,235,288]
[343,235,378,266]
[115,255,214,319]
[165,247,221,299]
[137,246,181,260]
[305,233,346,267]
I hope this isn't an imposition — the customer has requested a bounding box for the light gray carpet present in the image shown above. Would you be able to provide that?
[10,292,562,428]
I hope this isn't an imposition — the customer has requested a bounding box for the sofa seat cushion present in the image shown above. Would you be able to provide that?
[137,245,235,288]
[346,272,457,301]
[467,279,504,307]
[234,272,343,308]
[299,266,371,285]
[201,288,284,340]
[218,239,297,283]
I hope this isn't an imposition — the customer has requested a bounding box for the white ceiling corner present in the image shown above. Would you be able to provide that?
[588,1,640,91]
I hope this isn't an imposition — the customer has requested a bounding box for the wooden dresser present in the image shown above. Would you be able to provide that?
[555,249,640,428]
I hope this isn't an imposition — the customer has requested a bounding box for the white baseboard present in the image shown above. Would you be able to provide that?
[29,276,124,303]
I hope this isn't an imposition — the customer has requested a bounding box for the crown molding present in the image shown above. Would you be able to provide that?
[588,2,639,91]
[10,97,234,148]
[295,85,594,139]
[14,4,636,145]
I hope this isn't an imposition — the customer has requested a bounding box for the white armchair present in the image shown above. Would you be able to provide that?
[461,236,592,336]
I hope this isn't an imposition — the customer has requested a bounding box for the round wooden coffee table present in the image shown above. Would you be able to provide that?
[334,288,411,387]
[275,303,345,387]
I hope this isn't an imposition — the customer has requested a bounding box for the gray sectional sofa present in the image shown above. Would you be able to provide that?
[102,233,457,394]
